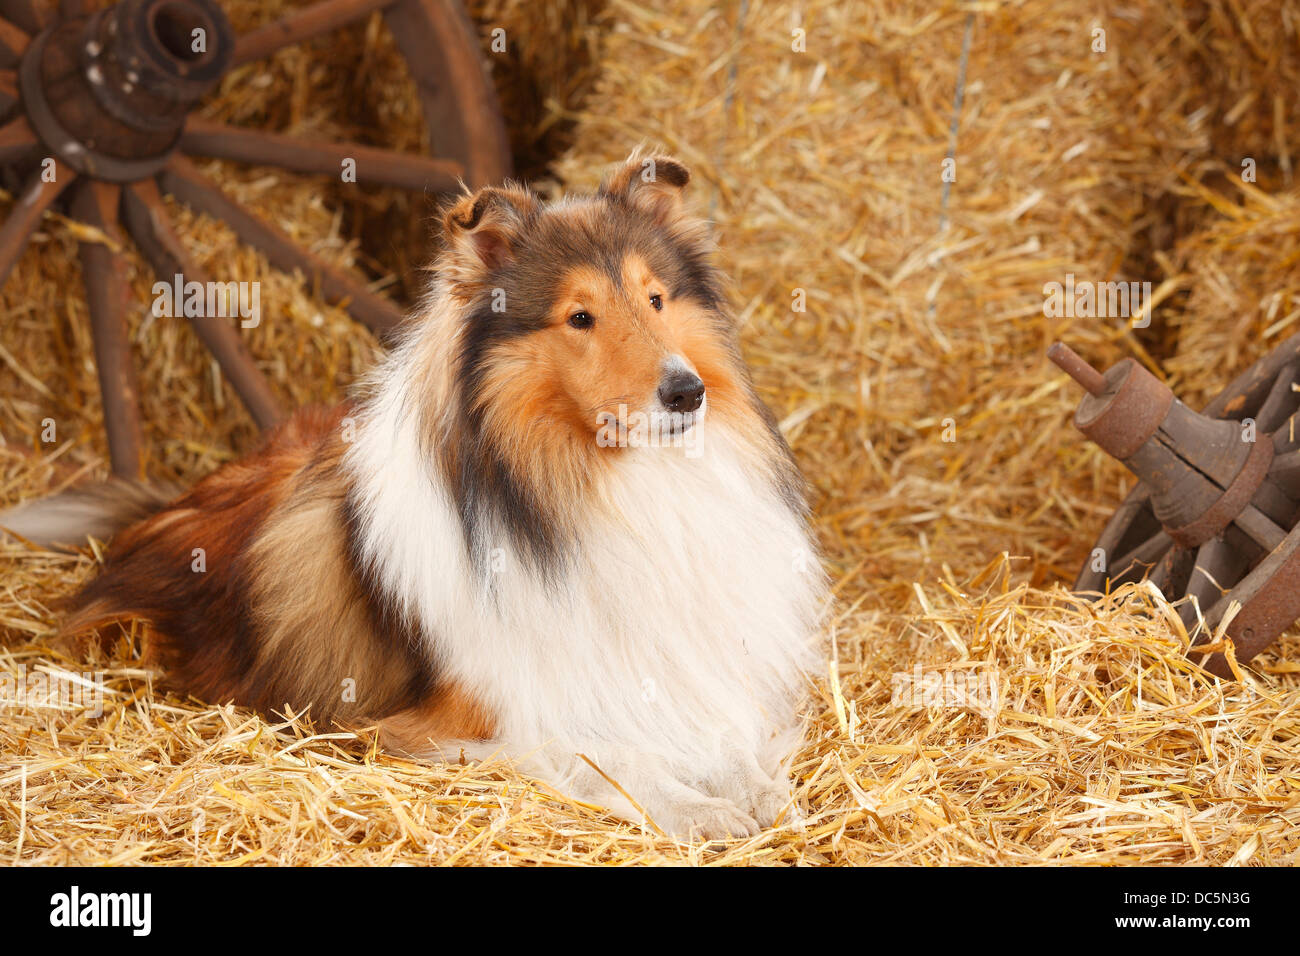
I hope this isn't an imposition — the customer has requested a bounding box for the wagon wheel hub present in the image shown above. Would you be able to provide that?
[21,0,233,182]
[1051,340,1300,678]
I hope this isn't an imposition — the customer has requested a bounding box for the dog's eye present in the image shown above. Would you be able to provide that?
[649,294,664,312]
[568,311,594,330]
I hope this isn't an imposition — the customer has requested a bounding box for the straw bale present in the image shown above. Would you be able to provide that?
[2,0,1298,864]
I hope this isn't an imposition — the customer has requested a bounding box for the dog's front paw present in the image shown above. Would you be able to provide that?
[703,751,799,829]
[745,780,799,829]
[652,796,759,842]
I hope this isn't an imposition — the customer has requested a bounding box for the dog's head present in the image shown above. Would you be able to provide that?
[438,151,746,451]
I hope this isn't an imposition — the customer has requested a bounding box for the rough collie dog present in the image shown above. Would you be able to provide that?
[3,152,827,840]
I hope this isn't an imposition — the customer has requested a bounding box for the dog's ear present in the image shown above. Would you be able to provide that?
[599,152,691,225]
[441,185,537,292]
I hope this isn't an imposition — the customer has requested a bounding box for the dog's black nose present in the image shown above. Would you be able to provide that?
[658,371,705,413]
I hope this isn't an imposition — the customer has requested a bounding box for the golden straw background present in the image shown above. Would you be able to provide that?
[2,0,1299,864]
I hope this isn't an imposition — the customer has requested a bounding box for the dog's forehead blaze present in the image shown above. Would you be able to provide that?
[620,253,657,290]
[551,254,663,318]
[552,264,615,315]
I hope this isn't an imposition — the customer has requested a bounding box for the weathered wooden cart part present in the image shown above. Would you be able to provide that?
[0,0,511,475]
[1050,340,1300,678]
[72,179,144,479]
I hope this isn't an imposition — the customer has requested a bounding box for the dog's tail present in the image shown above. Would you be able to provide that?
[0,478,179,549]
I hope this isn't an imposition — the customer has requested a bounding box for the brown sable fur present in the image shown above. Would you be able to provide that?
[48,151,790,754]
[377,690,499,758]
[61,405,491,736]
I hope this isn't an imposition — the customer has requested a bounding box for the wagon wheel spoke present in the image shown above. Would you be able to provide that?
[1147,545,1176,593]
[232,0,397,68]
[1270,448,1300,496]
[1150,543,1200,598]
[0,69,17,116]
[0,160,74,286]
[1275,415,1299,456]
[58,0,83,20]
[0,16,27,69]
[1108,530,1172,584]
[0,0,39,36]
[1232,505,1288,553]
[180,117,462,192]
[1253,361,1300,433]
[0,114,37,163]
[159,154,406,336]
[70,180,144,479]
[121,176,285,430]
[1179,536,1238,631]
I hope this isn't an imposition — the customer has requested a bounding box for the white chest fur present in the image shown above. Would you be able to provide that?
[347,377,825,781]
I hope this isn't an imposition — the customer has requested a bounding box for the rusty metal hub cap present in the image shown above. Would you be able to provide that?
[20,0,232,182]
[1052,338,1300,678]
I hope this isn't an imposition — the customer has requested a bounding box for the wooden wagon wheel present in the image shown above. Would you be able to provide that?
[1051,336,1300,678]
[0,0,510,477]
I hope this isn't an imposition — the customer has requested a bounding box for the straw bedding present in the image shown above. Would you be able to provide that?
[2,0,1298,865]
